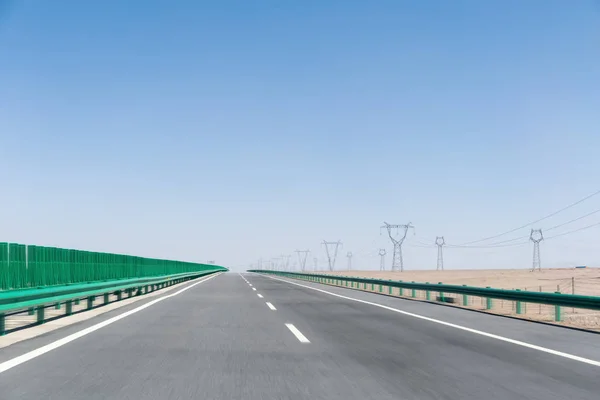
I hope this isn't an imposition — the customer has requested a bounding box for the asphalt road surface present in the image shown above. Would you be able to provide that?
[0,272,599,399]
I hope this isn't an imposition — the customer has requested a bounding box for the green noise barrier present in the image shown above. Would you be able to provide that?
[0,242,225,290]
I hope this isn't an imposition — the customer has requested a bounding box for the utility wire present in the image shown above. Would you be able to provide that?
[447,241,529,249]
[545,221,600,240]
[450,207,600,248]
[544,208,600,232]
[456,188,600,246]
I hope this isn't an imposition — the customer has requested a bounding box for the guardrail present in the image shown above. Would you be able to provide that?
[0,268,225,336]
[248,270,600,323]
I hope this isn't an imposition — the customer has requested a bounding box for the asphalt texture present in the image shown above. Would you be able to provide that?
[0,272,598,399]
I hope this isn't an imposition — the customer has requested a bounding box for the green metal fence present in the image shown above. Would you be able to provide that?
[0,242,221,290]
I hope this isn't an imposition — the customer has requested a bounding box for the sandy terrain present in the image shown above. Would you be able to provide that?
[312,268,600,330]
[319,268,600,295]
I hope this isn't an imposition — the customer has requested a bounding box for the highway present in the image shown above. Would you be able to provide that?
[0,272,599,399]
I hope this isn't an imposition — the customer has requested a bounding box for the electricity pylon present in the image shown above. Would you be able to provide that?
[530,229,543,271]
[435,236,445,271]
[280,254,291,271]
[346,252,353,270]
[295,250,310,272]
[381,222,414,272]
[322,240,343,271]
[378,249,386,271]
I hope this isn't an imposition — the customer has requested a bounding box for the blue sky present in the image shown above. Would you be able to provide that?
[1,1,599,272]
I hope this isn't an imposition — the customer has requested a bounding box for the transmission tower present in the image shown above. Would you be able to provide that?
[378,249,386,271]
[271,257,280,271]
[295,250,310,271]
[530,229,543,271]
[322,241,343,271]
[346,252,353,270]
[435,236,445,271]
[380,222,414,272]
[279,254,291,271]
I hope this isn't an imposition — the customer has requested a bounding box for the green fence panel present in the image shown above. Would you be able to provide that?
[0,243,9,290]
[0,242,222,290]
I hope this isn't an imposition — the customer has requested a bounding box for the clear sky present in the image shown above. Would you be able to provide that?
[1,1,599,272]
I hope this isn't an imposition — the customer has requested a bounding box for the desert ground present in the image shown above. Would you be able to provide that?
[313,268,600,330]
[319,267,600,295]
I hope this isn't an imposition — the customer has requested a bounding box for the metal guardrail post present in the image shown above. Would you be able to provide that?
[104,292,109,304]
[36,306,44,325]
[411,282,416,298]
[515,289,522,314]
[55,302,60,310]
[116,290,122,301]
[66,300,73,316]
[426,283,431,300]
[74,298,80,305]
[555,292,562,321]
[486,287,493,309]
[399,281,403,296]
[438,282,445,302]
[87,296,95,309]
[0,313,5,336]
[462,285,468,306]
[379,284,382,292]
[28,307,34,316]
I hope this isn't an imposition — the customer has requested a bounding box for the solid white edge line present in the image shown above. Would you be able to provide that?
[0,272,223,374]
[266,302,277,310]
[285,323,310,343]
[257,273,600,367]
[257,294,263,298]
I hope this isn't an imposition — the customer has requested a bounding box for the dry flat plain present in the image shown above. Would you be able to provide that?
[317,268,600,330]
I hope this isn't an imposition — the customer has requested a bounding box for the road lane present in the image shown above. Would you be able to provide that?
[1,272,598,399]
[248,273,600,400]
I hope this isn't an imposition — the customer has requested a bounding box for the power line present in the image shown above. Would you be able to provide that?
[447,208,600,249]
[545,221,600,240]
[447,236,530,248]
[447,241,530,248]
[544,208,600,232]
[456,188,600,246]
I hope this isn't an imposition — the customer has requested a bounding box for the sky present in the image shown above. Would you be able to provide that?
[1,1,599,272]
